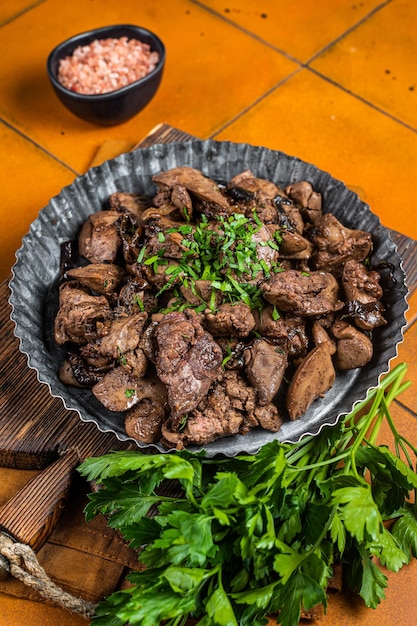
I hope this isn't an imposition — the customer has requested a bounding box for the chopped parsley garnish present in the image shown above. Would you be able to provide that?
[272,305,280,320]
[133,294,145,311]
[138,212,281,312]
[117,347,127,366]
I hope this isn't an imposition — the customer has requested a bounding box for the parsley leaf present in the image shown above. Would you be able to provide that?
[391,503,417,561]
[78,363,417,626]
[331,484,383,543]
[357,546,388,608]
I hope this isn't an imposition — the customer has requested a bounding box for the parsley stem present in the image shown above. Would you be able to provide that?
[287,364,410,478]
[345,363,409,430]
[287,450,349,473]
[285,437,317,465]
[346,388,388,481]
[292,506,337,571]
[381,395,417,460]
[168,617,189,626]
[311,506,336,552]
[366,412,384,446]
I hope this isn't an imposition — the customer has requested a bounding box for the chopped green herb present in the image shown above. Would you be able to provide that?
[139,212,280,314]
[182,206,191,222]
[133,294,145,312]
[251,208,263,226]
[221,342,233,369]
[117,348,127,366]
[143,255,160,266]
[274,230,283,244]
[124,388,135,398]
[272,305,280,321]
[178,414,189,431]
[259,259,271,277]
[137,246,146,264]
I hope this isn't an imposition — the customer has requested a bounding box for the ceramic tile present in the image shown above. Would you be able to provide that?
[0,468,39,505]
[195,0,385,62]
[0,0,44,26]
[0,122,75,282]
[214,68,417,241]
[0,0,296,174]
[323,553,417,625]
[1,597,87,626]
[377,400,417,457]
[311,0,417,130]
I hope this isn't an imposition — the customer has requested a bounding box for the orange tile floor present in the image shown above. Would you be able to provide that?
[1,0,417,624]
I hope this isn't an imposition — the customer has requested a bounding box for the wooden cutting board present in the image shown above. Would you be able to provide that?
[1,123,416,471]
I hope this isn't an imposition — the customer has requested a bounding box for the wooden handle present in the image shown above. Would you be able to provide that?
[0,448,79,551]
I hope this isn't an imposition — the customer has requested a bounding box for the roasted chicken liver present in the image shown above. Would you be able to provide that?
[54,167,386,448]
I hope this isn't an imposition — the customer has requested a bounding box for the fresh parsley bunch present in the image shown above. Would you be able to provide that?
[79,363,417,626]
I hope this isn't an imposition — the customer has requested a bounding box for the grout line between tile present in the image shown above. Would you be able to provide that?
[0,0,46,28]
[405,311,417,334]
[394,398,417,422]
[189,0,302,65]
[209,67,303,139]
[305,0,393,65]
[191,0,394,70]
[192,0,417,139]
[307,67,417,135]
[0,117,79,177]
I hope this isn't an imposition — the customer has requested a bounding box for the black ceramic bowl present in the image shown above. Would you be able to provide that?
[46,24,165,126]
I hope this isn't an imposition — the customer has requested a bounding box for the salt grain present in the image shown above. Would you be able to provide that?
[57,36,159,95]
